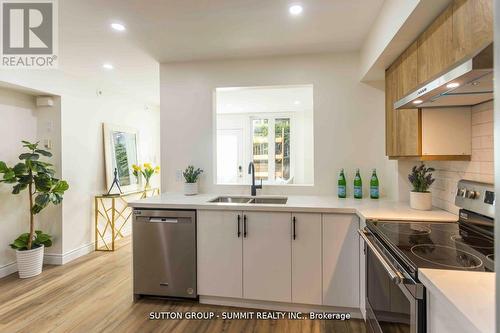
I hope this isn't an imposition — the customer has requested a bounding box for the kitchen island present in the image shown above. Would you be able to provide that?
[130,193,458,316]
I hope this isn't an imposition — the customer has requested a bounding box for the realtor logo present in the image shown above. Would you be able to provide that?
[1,0,58,68]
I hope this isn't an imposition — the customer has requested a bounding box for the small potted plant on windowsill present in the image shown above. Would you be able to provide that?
[0,141,68,278]
[408,164,435,211]
[183,165,203,196]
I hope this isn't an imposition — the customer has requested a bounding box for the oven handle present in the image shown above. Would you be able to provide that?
[358,228,405,284]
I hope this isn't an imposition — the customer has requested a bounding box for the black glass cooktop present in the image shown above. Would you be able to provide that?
[366,221,495,276]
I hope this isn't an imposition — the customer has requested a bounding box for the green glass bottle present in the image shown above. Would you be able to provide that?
[338,169,346,198]
[370,169,379,199]
[354,169,362,199]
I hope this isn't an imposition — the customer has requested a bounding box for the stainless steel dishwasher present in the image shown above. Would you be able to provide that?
[132,209,197,300]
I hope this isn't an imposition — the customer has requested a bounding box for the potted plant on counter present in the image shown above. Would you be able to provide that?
[0,141,69,278]
[183,165,203,196]
[408,164,435,211]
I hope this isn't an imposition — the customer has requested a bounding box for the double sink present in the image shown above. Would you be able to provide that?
[209,196,288,205]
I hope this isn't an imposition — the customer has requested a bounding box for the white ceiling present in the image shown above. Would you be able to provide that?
[57,0,385,105]
[216,85,313,114]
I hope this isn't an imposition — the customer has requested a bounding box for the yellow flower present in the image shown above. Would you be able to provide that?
[154,166,160,174]
[132,164,142,172]
[144,163,152,170]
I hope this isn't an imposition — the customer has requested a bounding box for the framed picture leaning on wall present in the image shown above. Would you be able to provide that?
[103,123,140,193]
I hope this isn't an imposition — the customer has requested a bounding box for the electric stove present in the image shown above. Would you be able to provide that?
[361,179,495,333]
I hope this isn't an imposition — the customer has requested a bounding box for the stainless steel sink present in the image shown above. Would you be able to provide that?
[249,197,288,205]
[208,196,288,205]
[208,196,252,203]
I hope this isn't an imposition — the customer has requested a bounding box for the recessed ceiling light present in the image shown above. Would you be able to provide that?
[111,23,126,31]
[413,99,423,105]
[446,82,460,89]
[289,5,303,16]
[102,63,114,70]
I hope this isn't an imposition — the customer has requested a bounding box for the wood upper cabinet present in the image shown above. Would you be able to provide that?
[386,0,492,159]
[386,41,421,157]
[453,0,493,63]
[417,6,454,84]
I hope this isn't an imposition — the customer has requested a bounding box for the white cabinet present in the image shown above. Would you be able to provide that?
[427,290,479,333]
[291,213,322,305]
[197,210,243,298]
[197,209,360,309]
[322,214,360,308]
[243,211,292,302]
[359,217,367,319]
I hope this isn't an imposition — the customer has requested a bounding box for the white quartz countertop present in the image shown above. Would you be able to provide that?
[420,269,495,333]
[129,193,458,222]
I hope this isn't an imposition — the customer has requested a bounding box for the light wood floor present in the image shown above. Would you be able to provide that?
[0,238,367,333]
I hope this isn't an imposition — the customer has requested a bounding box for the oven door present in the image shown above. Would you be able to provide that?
[359,228,425,333]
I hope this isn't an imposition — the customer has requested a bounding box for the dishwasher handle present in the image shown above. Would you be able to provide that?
[149,217,179,223]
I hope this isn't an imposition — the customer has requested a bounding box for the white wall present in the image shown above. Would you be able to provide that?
[60,92,160,254]
[160,53,398,198]
[0,88,37,270]
[0,70,160,263]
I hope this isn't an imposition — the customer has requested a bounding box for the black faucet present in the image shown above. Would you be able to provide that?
[248,162,262,196]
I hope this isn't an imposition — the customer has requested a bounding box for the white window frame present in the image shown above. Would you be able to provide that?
[249,113,294,184]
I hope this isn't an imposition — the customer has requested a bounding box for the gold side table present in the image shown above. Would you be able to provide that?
[94,188,160,251]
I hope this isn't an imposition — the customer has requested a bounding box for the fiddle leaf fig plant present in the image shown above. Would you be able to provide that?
[0,141,69,250]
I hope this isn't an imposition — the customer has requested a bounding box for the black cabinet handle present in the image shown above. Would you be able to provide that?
[243,215,247,238]
[237,215,241,238]
[292,216,296,240]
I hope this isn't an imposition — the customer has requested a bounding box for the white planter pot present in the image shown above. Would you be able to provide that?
[184,182,198,196]
[410,191,432,211]
[16,245,44,279]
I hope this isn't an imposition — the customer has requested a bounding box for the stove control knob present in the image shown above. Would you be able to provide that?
[466,190,479,199]
[457,188,467,197]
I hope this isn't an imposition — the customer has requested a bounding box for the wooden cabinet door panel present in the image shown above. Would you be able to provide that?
[417,6,454,84]
[453,0,493,63]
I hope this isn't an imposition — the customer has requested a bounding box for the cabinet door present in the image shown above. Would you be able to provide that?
[386,42,421,158]
[322,214,359,308]
[453,0,493,63]
[417,6,454,84]
[291,213,322,305]
[197,210,243,298]
[385,63,398,157]
[243,211,291,302]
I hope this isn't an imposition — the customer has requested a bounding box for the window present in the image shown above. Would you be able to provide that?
[251,117,291,182]
[215,85,313,185]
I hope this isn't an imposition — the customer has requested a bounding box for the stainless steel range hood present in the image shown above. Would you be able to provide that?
[394,44,493,109]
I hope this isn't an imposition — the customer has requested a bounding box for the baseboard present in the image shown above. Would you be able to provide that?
[44,242,95,265]
[1,229,131,279]
[0,262,18,279]
[1,242,95,278]
[199,296,362,318]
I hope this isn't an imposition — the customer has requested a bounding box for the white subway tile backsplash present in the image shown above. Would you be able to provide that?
[472,137,481,149]
[480,135,493,149]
